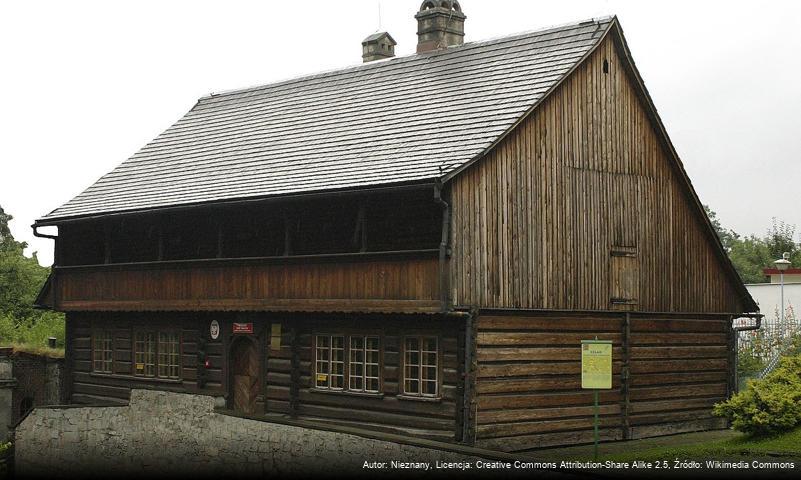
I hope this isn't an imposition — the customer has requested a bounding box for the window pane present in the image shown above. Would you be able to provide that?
[157,332,180,379]
[331,336,344,389]
[93,331,113,374]
[134,331,156,377]
[315,335,330,388]
[364,336,380,393]
[403,336,437,397]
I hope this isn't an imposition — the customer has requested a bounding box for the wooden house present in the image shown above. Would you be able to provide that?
[34,3,759,452]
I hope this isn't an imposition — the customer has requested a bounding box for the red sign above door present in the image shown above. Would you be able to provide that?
[232,322,254,334]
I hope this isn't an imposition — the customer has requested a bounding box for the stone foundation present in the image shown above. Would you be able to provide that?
[15,389,492,477]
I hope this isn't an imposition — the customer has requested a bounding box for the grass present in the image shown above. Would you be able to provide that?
[3,342,64,358]
[601,427,801,461]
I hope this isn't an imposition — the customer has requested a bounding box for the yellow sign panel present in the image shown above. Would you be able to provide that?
[581,340,612,389]
[316,374,328,382]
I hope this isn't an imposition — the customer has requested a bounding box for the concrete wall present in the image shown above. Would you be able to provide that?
[15,389,491,477]
[745,282,801,324]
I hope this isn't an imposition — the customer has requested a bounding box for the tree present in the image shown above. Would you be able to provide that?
[0,205,26,252]
[704,206,800,284]
[0,205,54,322]
[704,205,740,251]
[728,235,774,284]
[765,218,801,265]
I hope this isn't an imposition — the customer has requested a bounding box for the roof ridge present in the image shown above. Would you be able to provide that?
[202,16,614,101]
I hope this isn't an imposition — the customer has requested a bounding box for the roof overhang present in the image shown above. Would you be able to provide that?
[34,179,437,227]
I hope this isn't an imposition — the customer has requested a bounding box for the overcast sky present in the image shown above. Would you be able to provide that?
[1,0,800,266]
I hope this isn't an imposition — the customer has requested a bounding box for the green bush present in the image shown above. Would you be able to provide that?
[714,354,801,436]
[737,350,765,378]
[0,311,64,349]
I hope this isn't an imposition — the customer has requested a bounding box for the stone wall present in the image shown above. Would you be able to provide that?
[15,389,494,477]
[0,359,14,443]
[0,348,65,434]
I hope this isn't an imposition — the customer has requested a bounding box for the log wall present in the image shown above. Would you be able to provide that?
[474,311,730,452]
[265,315,463,441]
[449,33,745,313]
[66,312,229,405]
[65,312,463,442]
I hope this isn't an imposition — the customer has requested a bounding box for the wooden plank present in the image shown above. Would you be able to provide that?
[477,332,622,346]
[477,390,622,410]
[478,346,622,362]
[630,418,727,439]
[477,428,624,452]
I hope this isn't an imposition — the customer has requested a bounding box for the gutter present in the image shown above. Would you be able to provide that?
[32,224,58,241]
[732,313,762,332]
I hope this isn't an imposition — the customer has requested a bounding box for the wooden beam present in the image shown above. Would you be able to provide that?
[289,325,299,418]
[621,312,631,440]
[283,210,293,257]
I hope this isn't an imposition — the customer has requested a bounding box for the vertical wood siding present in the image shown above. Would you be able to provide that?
[449,35,743,313]
[474,312,730,452]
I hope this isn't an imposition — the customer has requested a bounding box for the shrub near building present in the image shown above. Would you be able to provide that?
[714,354,801,436]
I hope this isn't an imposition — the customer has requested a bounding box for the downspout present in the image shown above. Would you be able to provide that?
[434,181,450,311]
[730,313,763,394]
[32,224,59,309]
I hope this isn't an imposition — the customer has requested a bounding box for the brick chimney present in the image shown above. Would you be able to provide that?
[362,32,397,63]
[415,0,466,53]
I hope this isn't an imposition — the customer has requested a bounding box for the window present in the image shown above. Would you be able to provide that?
[349,336,380,393]
[134,331,156,377]
[403,336,438,397]
[315,335,345,389]
[158,332,181,379]
[133,330,181,379]
[315,334,380,393]
[92,330,113,373]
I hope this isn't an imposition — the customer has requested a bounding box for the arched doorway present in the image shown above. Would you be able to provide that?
[229,337,260,414]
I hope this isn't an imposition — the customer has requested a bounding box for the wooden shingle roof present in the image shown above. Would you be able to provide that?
[39,17,614,222]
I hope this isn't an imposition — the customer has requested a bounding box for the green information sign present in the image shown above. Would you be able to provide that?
[581,340,613,389]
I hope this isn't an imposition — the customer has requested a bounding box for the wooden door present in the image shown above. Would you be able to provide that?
[231,338,260,414]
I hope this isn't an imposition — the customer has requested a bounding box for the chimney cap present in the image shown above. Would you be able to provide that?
[418,0,463,13]
[362,31,397,63]
[362,31,397,46]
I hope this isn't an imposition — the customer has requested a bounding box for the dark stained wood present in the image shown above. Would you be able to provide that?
[54,255,442,314]
[231,338,260,414]
[473,311,731,452]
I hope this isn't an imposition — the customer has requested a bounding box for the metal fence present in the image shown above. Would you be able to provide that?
[737,303,799,378]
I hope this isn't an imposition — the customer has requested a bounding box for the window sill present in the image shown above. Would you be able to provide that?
[309,388,384,399]
[89,372,183,384]
[396,394,441,403]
